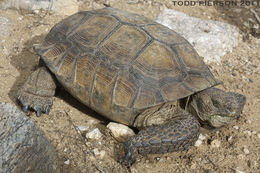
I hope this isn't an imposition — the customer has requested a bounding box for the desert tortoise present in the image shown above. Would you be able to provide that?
[17,7,246,165]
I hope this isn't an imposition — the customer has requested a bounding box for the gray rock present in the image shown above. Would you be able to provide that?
[85,128,102,140]
[0,0,78,16]
[0,0,51,11]
[0,16,13,38]
[76,125,89,131]
[0,103,59,173]
[155,9,240,62]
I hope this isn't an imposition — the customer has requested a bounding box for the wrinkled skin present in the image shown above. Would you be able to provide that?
[188,87,246,128]
[17,67,246,166]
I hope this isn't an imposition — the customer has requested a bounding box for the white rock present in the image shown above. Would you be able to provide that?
[64,159,70,165]
[194,139,202,147]
[76,125,89,131]
[234,168,245,173]
[198,133,206,140]
[243,147,249,154]
[195,133,206,147]
[128,0,139,4]
[33,9,39,14]
[257,134,260,139]
[0,0,78,16]
[243,130,252,136]
[93,148,106,159]
[155,8,240,62]
[233,125,239,130]
[85,128,102,140]
[210,139,221,148]
[107,122,135,142]
[48,0,78,16]
[227,136,233,142]
[130,167,139,173]
[0,16,13,38]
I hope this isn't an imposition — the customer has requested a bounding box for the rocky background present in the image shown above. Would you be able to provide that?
[0,0,259,172]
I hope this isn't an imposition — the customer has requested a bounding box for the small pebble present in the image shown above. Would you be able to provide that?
[85,128,102,140]
[257,134,260,139]
[33,9,39,14]
[130,167,139,173]
[127,0,139,4]
[93,148,99,156]
[234,168,245,173]
[227,136,233,142]
[93,148,106,159]
[252,131,256,135]
[243,147,249,154]
[155,157,161,161]
[64,159,70,165]
[198,133,206,140]
[233,125,239,130]
[195,133,206,147]
[76,125,89,131]
[210,139,221,148]
[194,139,202,147]
[243,130,252,136]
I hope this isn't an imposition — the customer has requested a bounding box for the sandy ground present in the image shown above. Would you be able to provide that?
[0,1,259,172]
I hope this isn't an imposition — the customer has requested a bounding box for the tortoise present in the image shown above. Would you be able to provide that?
[17,7,246,165]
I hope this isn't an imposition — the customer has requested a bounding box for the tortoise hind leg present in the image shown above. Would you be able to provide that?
[17,66,56,116]
[123,108,200,166]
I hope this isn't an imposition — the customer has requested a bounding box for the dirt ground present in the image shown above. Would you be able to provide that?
[0,0,259,173]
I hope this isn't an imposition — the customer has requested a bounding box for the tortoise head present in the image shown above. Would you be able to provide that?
[188,88,246,128]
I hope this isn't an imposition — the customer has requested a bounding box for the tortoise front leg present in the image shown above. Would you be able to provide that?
[123,108,200,166]
[17,66,56,116]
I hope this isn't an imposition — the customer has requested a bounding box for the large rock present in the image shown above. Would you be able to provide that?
[107,122,135,142]
[0,16,13,38]
[0,103,59,173]
[0,0,78,16]
[156,9,240,62]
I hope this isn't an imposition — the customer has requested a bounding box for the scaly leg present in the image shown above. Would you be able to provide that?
[17,67,56,116]
[123,108,200,165]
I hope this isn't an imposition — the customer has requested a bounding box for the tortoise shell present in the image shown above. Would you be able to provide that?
[34,7,220,126]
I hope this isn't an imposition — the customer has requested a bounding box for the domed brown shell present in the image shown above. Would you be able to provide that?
[34,7,221,126]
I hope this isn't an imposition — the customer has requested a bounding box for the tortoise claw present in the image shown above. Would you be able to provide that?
[45,107,50,115]
[123,149,135,166]
[36,109,42,117]
[22,105,29,112]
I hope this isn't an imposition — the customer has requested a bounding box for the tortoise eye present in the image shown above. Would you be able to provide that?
[212,99,220,107]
